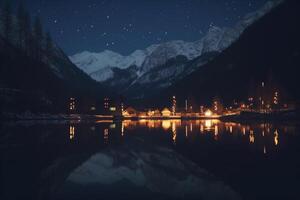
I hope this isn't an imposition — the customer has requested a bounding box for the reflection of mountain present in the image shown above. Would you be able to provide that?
[60,137,240,200]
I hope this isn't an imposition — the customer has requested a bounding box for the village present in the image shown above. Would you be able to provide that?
[68,81,296,120]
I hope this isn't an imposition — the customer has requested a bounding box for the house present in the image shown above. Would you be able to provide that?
[161,108,171,117]
[122,107,137,117]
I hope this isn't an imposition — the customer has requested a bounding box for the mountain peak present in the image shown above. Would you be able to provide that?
[70,0,281,83]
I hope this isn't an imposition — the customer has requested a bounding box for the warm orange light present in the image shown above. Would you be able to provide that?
[104,129,109,143]
[205,120,212,129]
[162,120,171,130]
[249,130,255,143]
[69,125,75,140]
[161,108,172,117]
[172,122,177,144]
[274,129,279,146]
[204,109,213,117]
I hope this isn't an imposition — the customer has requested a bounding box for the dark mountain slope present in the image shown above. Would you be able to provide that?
[0,37,106,114]
[159,0,300,107]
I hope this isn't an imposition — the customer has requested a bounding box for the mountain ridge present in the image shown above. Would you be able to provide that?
[70,0,282,85]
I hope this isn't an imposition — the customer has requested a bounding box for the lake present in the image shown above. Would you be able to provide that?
[1,119,300,200]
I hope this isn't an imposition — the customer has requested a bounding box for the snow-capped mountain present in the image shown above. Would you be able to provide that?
[70,46,158,81]
[70,0,282,96]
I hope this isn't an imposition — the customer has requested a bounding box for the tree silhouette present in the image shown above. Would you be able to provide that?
[1,0,12,42]
[45,31,53,56]
[23,11,32,56]
[17,1,26,48]
[33,15,43,60]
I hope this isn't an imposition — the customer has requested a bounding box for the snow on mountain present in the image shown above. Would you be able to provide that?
[139,40,203,75]
[70,46,158,81]
[70,0,282,84]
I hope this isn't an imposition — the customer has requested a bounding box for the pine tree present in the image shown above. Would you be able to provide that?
[1,0,12,42]
[17,1,26,48]
[23,11,32,56]
[33,15,43,60]
[45,31,53,56]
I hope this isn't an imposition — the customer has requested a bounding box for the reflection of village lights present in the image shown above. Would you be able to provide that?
[205,120,212,129]
[242,127,246,135]
[69,125,75,140]
[204,109,213,117]
[121,121,125,137]
[147,120,155,128]
[104,129,109,143]
[214,125,219,137]
[274,129,279,146]
[162,120,171,130]
[249,130,255,143]
[172,122,177,144]
[264,146,267,154]
[200,124,204,133]
[229,126,233,133]
[190,123,193,132]
[185,125,188,137]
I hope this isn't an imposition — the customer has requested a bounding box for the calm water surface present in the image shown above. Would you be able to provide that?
[0,119,300,200]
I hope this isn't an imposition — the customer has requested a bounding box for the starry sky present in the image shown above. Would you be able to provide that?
[13,0,270,55]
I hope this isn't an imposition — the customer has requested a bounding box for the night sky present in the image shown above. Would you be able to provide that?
[13,0,270,55]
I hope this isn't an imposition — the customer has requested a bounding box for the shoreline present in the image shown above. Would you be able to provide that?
[1,111,299,123]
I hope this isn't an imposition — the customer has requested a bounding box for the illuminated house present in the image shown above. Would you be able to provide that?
[204,109,213,117]
[147,110,155,117]
[153,109,161,117]
[161,108,171,117]
[122,107,137,117]
[69,98,76,112]
[139,112,147,118]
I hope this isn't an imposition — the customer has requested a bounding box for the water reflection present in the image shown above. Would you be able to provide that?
[69,125,75,140]
[1,120,300,200]
[104,119,293,155]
